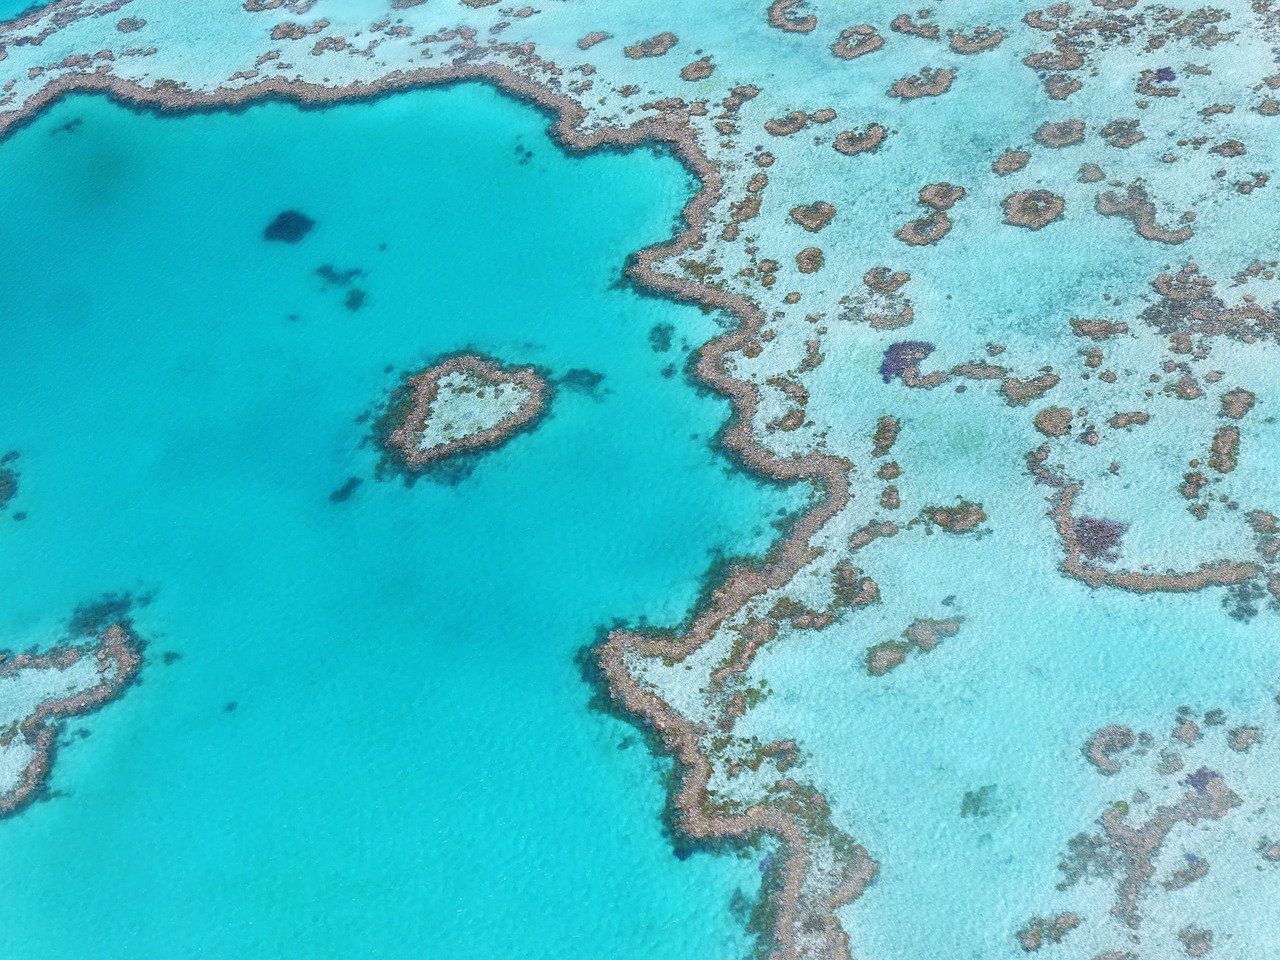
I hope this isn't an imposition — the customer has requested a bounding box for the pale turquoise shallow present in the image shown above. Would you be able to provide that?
[0,85,799,957]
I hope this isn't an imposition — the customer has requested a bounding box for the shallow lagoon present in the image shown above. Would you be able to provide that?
[0,84,800,958]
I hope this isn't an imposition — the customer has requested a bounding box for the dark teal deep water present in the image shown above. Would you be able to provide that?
[0,85,797,957]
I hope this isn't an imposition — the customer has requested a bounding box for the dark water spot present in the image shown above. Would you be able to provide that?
[74,728,91,739]
[12,511,26,521]
[616,735,636,751]
[649,322,675,352]
[52,118,82,136]
[661,363,676,379]
[961,784,996,818]
[0,466,17,510]
[285,313,302,323]
[315,264,364,287]
[1154,66,1177,83]
[161,651,182,665]
[673,846,693,861]
[879,340,934,384]
[559,368,606,397]
[263,210,315,244]
[344,289,367,312]
[1223,580,1264,621]
[378,242,387,252]
[1,450,19,465]
[224,701,238,713]
[941,594,956,606]
[67,591,136,635]
[329,476,362,503]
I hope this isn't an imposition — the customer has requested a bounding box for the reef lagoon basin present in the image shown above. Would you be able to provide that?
[0,85,795,958]
[5,2,1280,958]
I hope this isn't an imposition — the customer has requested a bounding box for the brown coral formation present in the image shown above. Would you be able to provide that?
[1208,426,1239,473]
[1107,411,1150,429]
[765,110,809,136]
[1220,388,1255,419]
[1034,119,1085,147]
[864,268,910,295]
[795,247,824,273]
[1001,373,1061,406]
[919,182,966,210]
[833,124,888,155]
[1044,74,1083,99]
[1083,725,1136,774]
[624,32,677,59]
[1100,118,1144,148]
[789,201,836,232]
[831,25,883,60]
[0,625,142,818]
[866,618,961,676]
[1228,726,1260,751]
[1003,190,1065,229]
[896,210,952,246]
[1051,484,1259,592]
[767,0,816,33]
[1024,37,1084,71]
[866,640,908,676]
[383,354,548,470]
[948,27,1003,54]
[872,417,901,456]
[890,13,939,40]
[902,617,961,651]
[679,57,714,81]
[922,500,987,533]
[992,149,1030,175]
[1071,318,1128,340]
[1102,772,1240,927]
[1034,406,1073,436]
[1145,264,1280,341]
[1017,913,1081,951]
[1095,184,1194,244]
[888,67,955,99]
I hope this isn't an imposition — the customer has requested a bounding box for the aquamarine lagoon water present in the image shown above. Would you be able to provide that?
[9,0,1280,955]
[0,85,799,957]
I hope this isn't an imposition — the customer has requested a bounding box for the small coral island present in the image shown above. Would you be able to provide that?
[0,625,141,818]
[381,353,549,471]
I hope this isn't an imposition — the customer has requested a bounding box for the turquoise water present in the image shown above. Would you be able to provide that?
[0,85,799,957]
[0,1,36,22]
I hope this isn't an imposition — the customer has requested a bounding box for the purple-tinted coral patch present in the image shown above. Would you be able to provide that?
[880,340,935,384]
[1074,516,1127,563]
[1154,66,1177,83]
[1181,767,1217,792]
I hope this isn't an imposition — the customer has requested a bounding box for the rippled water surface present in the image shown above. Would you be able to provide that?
[0,85,800,959]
